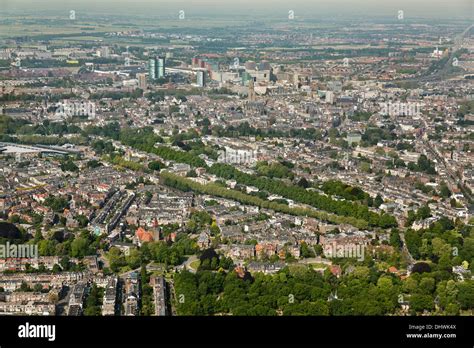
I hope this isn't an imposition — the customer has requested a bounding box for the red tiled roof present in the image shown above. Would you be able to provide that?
[136,227,154,242]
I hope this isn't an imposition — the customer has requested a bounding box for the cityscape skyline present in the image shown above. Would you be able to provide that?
[0,0,472,345]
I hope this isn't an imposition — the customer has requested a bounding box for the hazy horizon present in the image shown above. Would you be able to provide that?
[0,0,472,20]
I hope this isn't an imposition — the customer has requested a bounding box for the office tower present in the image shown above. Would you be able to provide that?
[196,70,206,87]
[241,71,251,86]
[248,78,256,101]
[326,91,335,104]
[157,56,165,78]
[137,73,147,90]
[148,58,156,80]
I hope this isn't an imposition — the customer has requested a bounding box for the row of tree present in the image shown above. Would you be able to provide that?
[160,171,371,229]
[208,164,397,228]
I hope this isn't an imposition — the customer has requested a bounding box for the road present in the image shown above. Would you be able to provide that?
[56,285,72,316]
[397,23,473,84]
[418,113,473,206]
[399,232,415,273]
[422,137,473,205]
[181,255,198,273]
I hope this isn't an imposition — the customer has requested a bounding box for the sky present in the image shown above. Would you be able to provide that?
[0,0,472,20]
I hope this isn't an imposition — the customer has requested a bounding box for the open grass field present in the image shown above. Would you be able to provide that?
[0,14,271,39]
[189,259,201,271]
